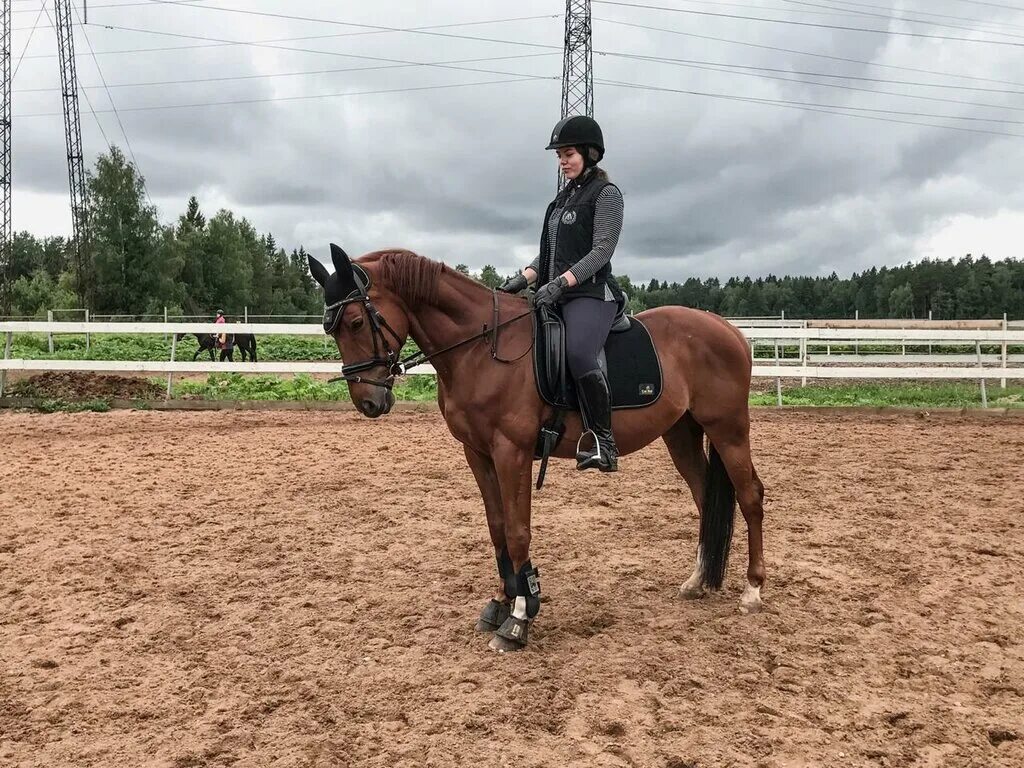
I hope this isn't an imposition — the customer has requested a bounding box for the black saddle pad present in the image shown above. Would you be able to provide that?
[533,309,663,411]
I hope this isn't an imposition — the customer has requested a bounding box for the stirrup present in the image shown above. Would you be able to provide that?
[575,430,617,471]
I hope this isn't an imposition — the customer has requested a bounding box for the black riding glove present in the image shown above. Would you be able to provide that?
[531,275,569,308]
[498,273,529,294]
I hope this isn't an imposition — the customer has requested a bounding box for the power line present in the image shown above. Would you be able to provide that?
[602,50,1024,95]
[941,0,1024,11]
[592,0,1024,47]
[597,17,1024,89]
[609,50,1024,113]
[92,20,561,55]
[90,23,562,79]
[597,77,1024,138]
[14,76,554,118]
[14,51,559,92]
[16,13,560,60]
[12,0,208,12]
[12,0,44,78]
[777,0,1024,38]
[786,0,1024,32]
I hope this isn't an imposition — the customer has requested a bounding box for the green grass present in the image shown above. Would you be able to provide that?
[750,382,1024,408]
[170,373,437,402]
[8,332,345,362]
[30,398,113,413]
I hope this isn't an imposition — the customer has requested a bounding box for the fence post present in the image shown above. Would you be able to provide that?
[85,309,90,352]
[0,331,12,398]
[167,334,177,399]
[244,305,248,323]
[47,310,54,354]
[854,309,859,355]
[976,341,987,409]
[163,306,168,343]
[1001,313,1008,390]
[774,339,782,407]
[927,310,932,355]
[800,336,807,387]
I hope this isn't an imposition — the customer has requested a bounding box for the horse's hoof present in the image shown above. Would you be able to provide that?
[678,584,706,600]
[488,633,526,653]
[739,583,763,614]
[488,615,529,652]
[475,599,510,633]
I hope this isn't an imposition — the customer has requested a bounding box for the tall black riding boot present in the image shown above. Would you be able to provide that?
[575,368,619,472]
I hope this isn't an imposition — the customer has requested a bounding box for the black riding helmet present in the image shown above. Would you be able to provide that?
[546,115,605,165]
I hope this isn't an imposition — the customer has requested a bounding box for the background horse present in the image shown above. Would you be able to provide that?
[175,332,257,362]
[309,244,765,652]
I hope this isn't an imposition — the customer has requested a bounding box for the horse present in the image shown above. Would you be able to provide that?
[308,244,765,652]
[174,332,257,362]
[234,333,258,362]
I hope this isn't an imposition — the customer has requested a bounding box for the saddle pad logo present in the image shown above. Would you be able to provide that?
[639,383,655,396]
[561,210,577,225]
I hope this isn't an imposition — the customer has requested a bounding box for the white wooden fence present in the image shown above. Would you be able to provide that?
[2,320,1024,406]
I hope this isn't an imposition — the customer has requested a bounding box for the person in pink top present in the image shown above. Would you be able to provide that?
[214,309,227,349]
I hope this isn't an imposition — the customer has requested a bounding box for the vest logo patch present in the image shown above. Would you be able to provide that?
[639,384,654,396]
[561,210,577,225]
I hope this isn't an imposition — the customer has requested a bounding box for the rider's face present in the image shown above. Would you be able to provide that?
[556,147,585,179]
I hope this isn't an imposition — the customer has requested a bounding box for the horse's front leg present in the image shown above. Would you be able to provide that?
[487,437,539,653]
[463,445,514,633]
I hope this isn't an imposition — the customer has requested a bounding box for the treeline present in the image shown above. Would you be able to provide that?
[617,256,1024,319]
[4,146,1022,321]
[4,147,322,318]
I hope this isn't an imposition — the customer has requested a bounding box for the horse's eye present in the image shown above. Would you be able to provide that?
[351,317,364,332]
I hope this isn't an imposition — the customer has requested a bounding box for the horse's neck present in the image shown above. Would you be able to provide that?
[403,273,503,376]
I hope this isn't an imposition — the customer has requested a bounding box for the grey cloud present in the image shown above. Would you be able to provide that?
[10,0,1024,283]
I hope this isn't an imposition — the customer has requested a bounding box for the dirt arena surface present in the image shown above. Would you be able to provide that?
[1,408,1022,768]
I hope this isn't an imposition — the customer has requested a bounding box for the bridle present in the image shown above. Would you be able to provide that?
[322,265,532,391]
[322,264,406,390]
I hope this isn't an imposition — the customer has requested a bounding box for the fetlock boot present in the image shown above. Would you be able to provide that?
[574,368,619,472]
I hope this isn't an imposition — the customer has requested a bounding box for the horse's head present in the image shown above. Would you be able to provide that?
[308,243,410,418]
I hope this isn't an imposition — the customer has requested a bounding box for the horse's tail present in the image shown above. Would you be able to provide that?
[698,441,736,590]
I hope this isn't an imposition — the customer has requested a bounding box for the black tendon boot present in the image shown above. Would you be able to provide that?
[575,368,619,472]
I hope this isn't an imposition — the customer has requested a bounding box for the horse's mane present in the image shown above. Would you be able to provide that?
[371,249,449,307]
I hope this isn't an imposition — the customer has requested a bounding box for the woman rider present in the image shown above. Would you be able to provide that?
[499,115,624,472]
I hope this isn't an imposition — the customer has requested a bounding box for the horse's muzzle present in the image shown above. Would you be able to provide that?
[357,390,395,418]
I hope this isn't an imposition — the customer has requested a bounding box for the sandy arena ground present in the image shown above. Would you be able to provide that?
[1,408,1022,767]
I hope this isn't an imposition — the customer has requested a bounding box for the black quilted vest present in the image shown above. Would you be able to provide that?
[538,171,618,301]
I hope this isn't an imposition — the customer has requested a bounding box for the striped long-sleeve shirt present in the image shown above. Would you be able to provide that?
[528,183,625,300]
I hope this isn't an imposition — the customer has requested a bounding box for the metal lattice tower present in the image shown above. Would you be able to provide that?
[561,0,593,120]
[54,0,90,308]
[558,0,593,189]
[0,0,11,316]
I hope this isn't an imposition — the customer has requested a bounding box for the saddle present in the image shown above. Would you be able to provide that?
[531,301,663,489]
[532,303,663,411]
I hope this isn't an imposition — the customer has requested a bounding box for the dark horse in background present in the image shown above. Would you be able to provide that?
[175,332,258,362]
[309,244,765,652]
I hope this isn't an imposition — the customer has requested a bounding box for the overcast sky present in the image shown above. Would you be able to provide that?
[10,0,1024,282]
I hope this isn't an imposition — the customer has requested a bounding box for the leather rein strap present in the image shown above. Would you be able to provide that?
[327,289,532,390]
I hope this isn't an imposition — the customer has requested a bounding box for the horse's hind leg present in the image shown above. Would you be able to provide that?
[703,417,766,614]
[462,444,512,633]
[662,412,711,600]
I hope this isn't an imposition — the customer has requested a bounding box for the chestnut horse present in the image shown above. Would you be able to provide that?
[308,244,765,652]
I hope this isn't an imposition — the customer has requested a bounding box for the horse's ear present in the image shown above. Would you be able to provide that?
[330,243,353,276]
[308,254,330,287]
